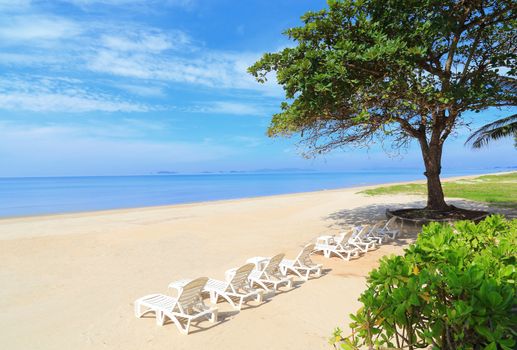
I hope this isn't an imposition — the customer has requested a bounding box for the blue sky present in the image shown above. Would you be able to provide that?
[0,0,515,177]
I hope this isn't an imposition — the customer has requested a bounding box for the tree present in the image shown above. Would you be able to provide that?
[466,114,517,148]
[249,0,516,211]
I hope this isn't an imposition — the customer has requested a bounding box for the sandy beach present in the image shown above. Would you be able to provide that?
[0,178,514,350]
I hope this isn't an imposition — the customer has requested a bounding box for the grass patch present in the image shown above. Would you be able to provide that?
[361,172,517,208]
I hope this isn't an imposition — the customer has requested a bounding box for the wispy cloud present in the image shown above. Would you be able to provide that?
[86,47,276,92]
[0,1,282,115]
[0,76,150,112]
[115,83,166,97]
[99,28,190,53]
[0,15,81,42]
[195,101,267,116]
[0,10,281,94]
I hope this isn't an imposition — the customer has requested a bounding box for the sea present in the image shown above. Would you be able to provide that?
[0,169,506,218]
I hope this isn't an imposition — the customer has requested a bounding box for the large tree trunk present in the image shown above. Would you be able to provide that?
[424,163,450,210]
[418,135,451,211]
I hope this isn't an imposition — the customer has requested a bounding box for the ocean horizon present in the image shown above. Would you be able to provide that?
[0,168,510,218]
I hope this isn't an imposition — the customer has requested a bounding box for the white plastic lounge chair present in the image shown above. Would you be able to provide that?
[249,253,293,292]
[279,243,322,280]
[314,231,361,261]
[349,226,376,252]
[374,217,400,239]
[362,223,386,245]
[134,277,218,335]
[204,263,263,310]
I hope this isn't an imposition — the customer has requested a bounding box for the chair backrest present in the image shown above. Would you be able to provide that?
[294,243,315,266]
[368,222,384,236]
[263,253,285,276]
[384,216,397,230]
[351,225,369,241]
[228,263,255,291]
[177,277,208,313]
[336,230,354,245]
[371,221,384,230]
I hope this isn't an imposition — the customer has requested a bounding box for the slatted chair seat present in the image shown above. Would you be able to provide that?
[314,230,361,260]
[348,226,376,252]
[279,243,322,280]
[203,263,264,310]
[248,253,293,292]
[135,277,218,335]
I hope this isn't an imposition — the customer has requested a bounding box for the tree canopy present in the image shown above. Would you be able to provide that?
[249,0,516,210]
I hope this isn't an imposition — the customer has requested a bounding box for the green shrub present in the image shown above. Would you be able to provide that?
[332,215,517,350]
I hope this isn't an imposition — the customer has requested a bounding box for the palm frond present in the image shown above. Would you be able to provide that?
[465,114,517,149]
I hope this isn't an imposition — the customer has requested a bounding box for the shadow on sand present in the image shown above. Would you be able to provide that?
[321,199,516,250]
[325,199,516,230]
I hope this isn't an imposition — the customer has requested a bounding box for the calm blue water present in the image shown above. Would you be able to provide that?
[0,169,500,218]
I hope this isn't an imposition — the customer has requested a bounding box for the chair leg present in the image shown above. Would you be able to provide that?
[209,291,218,304]
[291,267,303,280]
[156,311,165,326]
[335,251,348,261]
[134,302,142,318]
[210,309,218,323]
[286,277,293,288]
[172,317,191,335]
[256,290,263,302]
[254,280,271,292]
[220,293,237,309]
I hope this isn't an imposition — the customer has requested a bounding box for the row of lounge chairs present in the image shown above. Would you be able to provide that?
[134,243,322,334]
[313,217,399,261]
[134,217,400,335]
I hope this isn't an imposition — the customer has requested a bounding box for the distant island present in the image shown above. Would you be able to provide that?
[156,171,179,175]
[154,168,316,175]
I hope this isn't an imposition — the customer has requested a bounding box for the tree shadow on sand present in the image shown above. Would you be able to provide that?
[325,199,516,232]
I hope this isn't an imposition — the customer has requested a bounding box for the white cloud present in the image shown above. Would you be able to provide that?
[0,15,81,42]
[0,76,149,112]
[0,92,149,112]
[0,5,284,115]
[196,101,266,116]
[0,52,62,66]
[115,84,166,97]
[100,29,190,53]
[87,48,281,94]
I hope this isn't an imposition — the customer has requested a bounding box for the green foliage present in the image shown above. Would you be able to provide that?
[331,216,517,350]
[249,0,515,210]
[248,0,516,155]
[361,172,517,208]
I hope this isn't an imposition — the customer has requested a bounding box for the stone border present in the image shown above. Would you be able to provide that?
[386,208,490,227]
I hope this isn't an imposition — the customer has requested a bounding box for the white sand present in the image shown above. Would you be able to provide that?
[0,177,513,350]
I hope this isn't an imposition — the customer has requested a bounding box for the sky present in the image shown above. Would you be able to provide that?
[0,0,515,177]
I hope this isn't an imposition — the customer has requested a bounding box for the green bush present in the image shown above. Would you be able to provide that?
[332,215,517,350]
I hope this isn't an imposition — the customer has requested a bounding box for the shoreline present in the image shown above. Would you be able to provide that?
[0,170,512,223]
